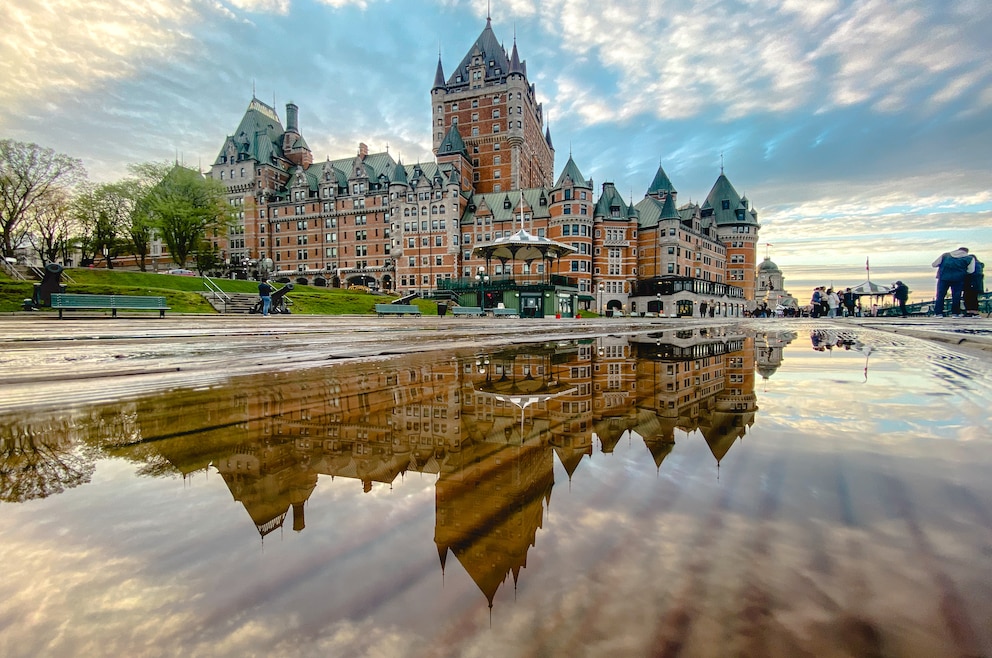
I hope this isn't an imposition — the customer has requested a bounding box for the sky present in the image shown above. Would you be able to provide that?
[2,0,990,303]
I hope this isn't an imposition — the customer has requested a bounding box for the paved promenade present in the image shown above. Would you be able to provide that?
[1,313,987,412]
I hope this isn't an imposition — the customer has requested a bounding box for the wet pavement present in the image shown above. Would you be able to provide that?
[0,315,990,657]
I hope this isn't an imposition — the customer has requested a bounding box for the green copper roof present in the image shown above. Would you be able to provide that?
[437,125,469,158]
[646,163,677,196]
[219,97,286,168]
[703,173,758,226]
[459,187,552,226]
[593,182,630,220]
[554,155,589,189]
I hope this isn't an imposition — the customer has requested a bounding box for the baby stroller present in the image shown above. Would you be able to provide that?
[250,282,294,314]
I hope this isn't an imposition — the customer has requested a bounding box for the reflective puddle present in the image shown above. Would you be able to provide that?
[1,325,990,657]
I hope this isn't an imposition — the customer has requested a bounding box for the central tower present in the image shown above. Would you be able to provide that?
[431,17,554,194]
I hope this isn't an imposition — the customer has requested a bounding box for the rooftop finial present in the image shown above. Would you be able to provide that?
[720,152,725,175]
[487,0,491,23]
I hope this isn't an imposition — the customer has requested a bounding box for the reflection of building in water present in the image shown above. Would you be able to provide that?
[5,331,771,605]
[630,328,757,471]
[755,331,796,382]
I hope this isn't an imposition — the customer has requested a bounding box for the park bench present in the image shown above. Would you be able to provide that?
[451,306,484,316]
[492,308,519,318]
[375,303,421,317]
[50,293,170,319]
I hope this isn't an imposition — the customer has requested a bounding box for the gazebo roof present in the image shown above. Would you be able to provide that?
[471,229,576,263]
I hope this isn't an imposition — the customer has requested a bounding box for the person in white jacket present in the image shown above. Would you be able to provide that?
[932,247,976,317]
[826,288,841,318]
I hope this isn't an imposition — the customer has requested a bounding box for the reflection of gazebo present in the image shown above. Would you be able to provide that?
[473,346,577,436]
[471,229,576,284]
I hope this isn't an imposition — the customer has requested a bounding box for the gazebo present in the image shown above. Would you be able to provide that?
[470,229,576,282]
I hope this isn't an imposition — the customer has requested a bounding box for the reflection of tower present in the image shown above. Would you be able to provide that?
[590,335,638,457]
[434,440,553,608]
[704,335,759,473]
[214,439,318,538]
[755,331,796,383]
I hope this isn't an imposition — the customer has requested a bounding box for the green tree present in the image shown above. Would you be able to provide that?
[0,139,86,257]
[148,165,231,267]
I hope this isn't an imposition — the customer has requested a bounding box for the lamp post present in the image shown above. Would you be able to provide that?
[656,292,661,317]
[598,282,605,316]
[475,267,490,310]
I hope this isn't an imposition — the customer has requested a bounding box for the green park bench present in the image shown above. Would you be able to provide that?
[492,308,519,317]
[374,303,421,317]
[451,306,484,316]
[50,293,170,319]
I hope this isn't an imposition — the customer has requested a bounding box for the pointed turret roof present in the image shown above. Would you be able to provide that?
[509,39,523,75]
[392,159,408,185]
[446,18,513,88]
[437,124,469,158]
[703,173,759,226]
[554,155,589,189]
[433,55,446,89]
[646,162,677,197]
[545,125,554,150]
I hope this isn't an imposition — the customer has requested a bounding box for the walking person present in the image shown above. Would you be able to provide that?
[932,247,976,317]
[892,281,910,317]
[826,288,840,318]
[258,278,273,316]
[963,255,984,317]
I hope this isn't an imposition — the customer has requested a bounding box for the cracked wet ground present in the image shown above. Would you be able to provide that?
[0,315,989,657]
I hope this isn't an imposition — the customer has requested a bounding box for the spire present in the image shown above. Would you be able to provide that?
[509,38,523,75]
[433,54,446,90]
[545,124,553,150]
[437,124,469,158]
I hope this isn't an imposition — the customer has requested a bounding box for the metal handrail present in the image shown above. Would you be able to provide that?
[201,276,232,312]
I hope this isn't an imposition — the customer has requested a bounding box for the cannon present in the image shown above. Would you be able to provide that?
[249,282,294,314]
[32,263,66,307]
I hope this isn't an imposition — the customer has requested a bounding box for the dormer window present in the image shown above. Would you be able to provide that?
[722,200,730,210]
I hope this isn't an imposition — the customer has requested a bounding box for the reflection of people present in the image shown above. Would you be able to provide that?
[892,281,910,317]
[964,256,984,317]
[258,278,273,316]
[932,247,975,317]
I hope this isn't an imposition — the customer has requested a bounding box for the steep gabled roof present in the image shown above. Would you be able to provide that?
[594,182,630,220]
[445,18,513,89]
[703,173,758,226]
[437,124,469,158]
[460,187,553,226]
[554,155,589,189]
[646,162,677,197]
[218,97,286,168]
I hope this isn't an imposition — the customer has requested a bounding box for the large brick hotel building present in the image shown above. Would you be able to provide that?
[207,17,760,317]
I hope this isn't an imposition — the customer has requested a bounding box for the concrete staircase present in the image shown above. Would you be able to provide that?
[199,291,259,314]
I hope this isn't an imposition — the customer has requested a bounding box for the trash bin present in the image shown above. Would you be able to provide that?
[438,303,448,316]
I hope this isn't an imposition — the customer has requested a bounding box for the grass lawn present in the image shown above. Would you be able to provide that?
[0,268,437,316]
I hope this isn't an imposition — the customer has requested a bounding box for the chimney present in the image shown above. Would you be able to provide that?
[286,102,299,133]
[358,142,368,160]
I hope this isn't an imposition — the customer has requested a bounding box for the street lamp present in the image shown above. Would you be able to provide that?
[656,292,661,316]
[598,282,605,316]
[475,267,490,310]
